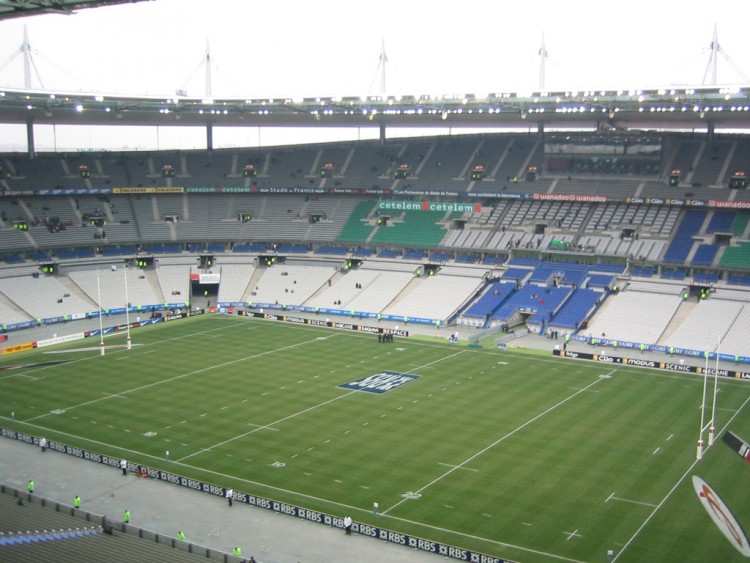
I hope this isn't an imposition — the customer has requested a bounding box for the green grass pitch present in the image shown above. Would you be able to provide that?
[2,314,750,562]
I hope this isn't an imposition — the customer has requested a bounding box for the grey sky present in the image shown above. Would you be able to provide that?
[0,0,748,150]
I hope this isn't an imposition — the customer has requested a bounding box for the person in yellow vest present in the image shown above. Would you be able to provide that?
[123,509,131,524]
[74,495,81,509]
[232,546,242,557]
[177,530,186,541]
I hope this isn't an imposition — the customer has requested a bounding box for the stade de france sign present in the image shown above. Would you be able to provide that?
[378,201,481,213]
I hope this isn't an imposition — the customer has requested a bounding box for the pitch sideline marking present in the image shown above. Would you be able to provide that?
[177,349,467,463]
[7,415,588,563]
[4,321,246,383]
[383,371,614,517]
[24,333,343,423]
[612,389,750,561]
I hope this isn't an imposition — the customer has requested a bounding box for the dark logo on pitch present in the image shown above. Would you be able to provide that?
[339,371,419,394]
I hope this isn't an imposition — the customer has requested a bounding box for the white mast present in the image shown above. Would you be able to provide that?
[701,23,749,85]
[22,25,32,89]
[538,33,549,91]
[379,38,388,94]
[205,39,212,98]
[0,26,45,89]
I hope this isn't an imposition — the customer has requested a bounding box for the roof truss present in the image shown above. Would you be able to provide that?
[0,0,151,21]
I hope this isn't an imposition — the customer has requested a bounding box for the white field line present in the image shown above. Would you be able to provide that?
[178,349,468,462]
[23,332,343,423]
[1,321,244,383]
[437,462,478,472]
[10,413,587,563]
[612,389,750,561]
[177,389,359,462]
[382,371,614,516]
[606,493,658,508]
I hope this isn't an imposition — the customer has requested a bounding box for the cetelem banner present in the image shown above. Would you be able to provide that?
[377,201,481,213]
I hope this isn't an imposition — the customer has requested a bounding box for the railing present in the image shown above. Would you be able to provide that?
[0,485,243,562]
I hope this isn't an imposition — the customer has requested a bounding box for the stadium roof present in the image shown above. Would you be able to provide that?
[0,0,151,21]
[1,85,750,132]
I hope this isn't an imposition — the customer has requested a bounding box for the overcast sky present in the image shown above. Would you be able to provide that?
[0,0,748,150]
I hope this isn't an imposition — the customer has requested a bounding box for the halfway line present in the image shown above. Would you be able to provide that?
[177,348,468,463]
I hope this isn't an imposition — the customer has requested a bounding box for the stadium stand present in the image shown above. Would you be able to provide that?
[156,265,191,303]
[663,299,744,354]
[336,270,414,313]
[383,274,483,321]
[662,210,707,264]
[251,264,335,306]
[717,306,750,358]
[461,281,517,326]
[3,275,95,319]
[0,486,220,563]
[0,131,749,364]
[216,264,256,304]
[549,288,603,330]
[491,284,571,325]
[706,210,736,233]
[691,243,720,267]
[585,288,683,344]
[68,267,163,310]
[720,241,750,269]
[369,210,451,247]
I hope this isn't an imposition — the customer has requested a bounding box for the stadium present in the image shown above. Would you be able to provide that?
[1,2,750,562]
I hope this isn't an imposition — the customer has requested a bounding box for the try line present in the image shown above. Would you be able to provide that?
[23,332,343,423]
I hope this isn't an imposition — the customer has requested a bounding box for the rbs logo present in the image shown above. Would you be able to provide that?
[339,371,419,394]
